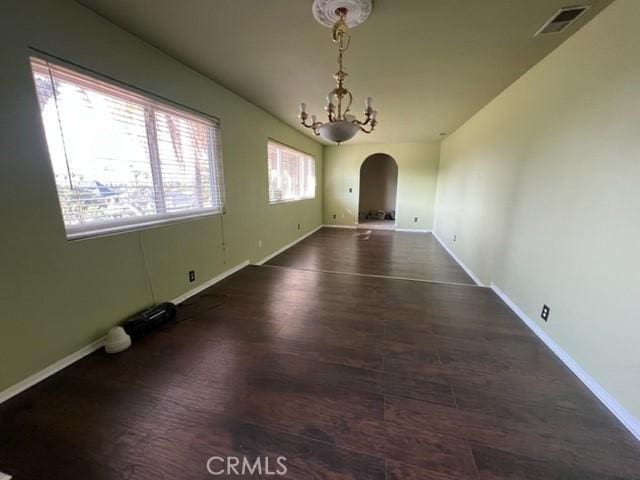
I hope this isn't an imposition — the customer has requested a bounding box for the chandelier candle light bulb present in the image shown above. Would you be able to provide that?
[300,0,378,144]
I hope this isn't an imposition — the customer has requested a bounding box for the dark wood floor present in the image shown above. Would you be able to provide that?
[266,227,476,285]
[1,232,639,479]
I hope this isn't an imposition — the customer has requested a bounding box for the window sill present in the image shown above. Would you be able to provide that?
[66,209,223,241]
[268,197,315,206]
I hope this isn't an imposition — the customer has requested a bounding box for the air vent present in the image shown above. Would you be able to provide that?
[535,5,590,36]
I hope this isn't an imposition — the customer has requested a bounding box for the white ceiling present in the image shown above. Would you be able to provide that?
[78,0,613,144]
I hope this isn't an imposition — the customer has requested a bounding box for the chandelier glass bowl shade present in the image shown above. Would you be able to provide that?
[317,120,361,143]
[299,2,377,144]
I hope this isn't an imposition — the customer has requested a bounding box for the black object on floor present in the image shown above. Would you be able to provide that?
[122,302,177,340]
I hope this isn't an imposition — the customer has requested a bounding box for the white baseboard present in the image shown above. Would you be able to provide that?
[322,224,357,229]
[255,225,323,265]
[432,232,484,286]
[0,259,250,405]
[0,336,106,404]
[491,282,640,442]
[171,259,250,304]
[395,228,432,233]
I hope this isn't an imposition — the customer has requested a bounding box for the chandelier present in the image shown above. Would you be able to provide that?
[299,0,377,144]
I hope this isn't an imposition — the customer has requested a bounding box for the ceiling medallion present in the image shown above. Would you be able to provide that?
[312,0,372,28]
[300,0,377,144]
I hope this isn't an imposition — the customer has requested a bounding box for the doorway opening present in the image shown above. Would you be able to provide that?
[358,153,398,230]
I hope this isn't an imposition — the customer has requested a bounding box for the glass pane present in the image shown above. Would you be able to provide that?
[267,142,315,203]
[34,68,156,228]
[155,111,215,213]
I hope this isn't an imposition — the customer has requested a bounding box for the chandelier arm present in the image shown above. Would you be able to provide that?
[358,119,378,134]
[300,119,322,136]
[326,102,336,122]
[299,116,315,128]
[350,112,371,126]
[299,111,325,132]
[343,90,353,118]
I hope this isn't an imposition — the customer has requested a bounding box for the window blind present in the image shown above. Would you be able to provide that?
[30,57,225,239]
[267,141,315,204]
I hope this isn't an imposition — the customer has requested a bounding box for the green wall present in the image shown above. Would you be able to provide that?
[323,142,440,230]
[434,0,640,419]
[0,0,322,392]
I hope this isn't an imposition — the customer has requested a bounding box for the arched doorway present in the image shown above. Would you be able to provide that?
[358,153,398,229]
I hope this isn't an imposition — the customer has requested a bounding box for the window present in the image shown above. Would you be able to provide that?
[267,141,316,204]
[30,57,225,239]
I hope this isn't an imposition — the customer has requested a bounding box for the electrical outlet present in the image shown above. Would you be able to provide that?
[188,270,196,283]
[414,217,418,223]
[258,240,262,248]
[541,304,550,321]
[333,214,337,219]
[297,223,301,230]
[453,234,457,242]
[349,188,353,193]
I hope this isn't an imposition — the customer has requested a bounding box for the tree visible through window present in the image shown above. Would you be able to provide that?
[267,141,315,204]
[31,57,225,239]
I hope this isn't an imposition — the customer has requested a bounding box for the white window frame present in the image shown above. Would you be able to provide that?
[30,56,225,240]
[267,140,316,205]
